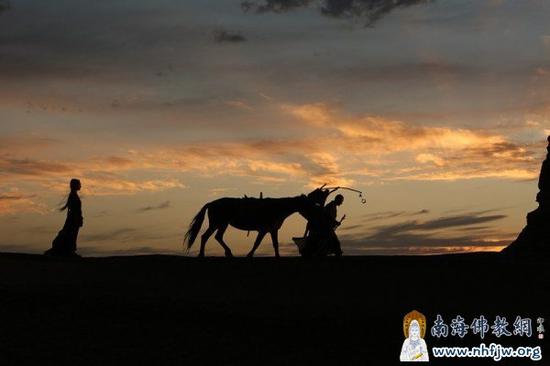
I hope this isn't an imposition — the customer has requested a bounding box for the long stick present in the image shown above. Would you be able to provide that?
[325,186,363,194]
[324,186,367,204]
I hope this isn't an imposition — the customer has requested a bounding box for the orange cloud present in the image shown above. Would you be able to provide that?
[0,191,47,215]
[284,102,505,151]
[282,102,543,181]
[0,101,544,212]
[415,153,445,167]
[74,176,185,196]
[0,151,186,202]
[283,103,332,126]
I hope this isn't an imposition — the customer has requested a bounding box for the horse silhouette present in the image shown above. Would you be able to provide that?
[184,191,319,257]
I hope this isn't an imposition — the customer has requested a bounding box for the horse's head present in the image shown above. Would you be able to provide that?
[296,194,320,221]
[307,185,331,207]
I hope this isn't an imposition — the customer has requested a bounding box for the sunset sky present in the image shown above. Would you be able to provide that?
[1,0,549,256]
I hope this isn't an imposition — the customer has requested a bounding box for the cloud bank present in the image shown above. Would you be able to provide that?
[242,0,434,26]
[340,210,511,255]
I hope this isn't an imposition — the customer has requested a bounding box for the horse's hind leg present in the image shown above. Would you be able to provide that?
[214,223,233,257]
[199,226,215,257]
[270,230,280,258]
[246,231,266,258]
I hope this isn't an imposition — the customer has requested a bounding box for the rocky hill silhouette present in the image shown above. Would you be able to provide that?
[503,136,550,257]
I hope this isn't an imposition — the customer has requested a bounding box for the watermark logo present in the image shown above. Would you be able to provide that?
[401,313,545,361]
[537,317,545,340]
[400,310,430,362]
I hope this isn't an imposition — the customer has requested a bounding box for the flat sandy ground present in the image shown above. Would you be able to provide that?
[0,252,548,365]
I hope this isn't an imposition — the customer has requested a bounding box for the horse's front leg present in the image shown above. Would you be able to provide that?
[246,231,266,258]
[270,230,280,258]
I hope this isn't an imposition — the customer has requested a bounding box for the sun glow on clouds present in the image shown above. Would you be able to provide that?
[285,102,505,150]
[78,178,185,196]
[282,102,541,181]
[350,245,508,255]
[410,245,508,255]
[416,153,445,166]
[0,151,187,215]
[0,100,542,216]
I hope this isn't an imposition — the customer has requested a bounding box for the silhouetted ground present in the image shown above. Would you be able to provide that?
[0,252,548,365]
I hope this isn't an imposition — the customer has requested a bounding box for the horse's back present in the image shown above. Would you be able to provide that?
[206,197,293,230]
[207,197,240,213]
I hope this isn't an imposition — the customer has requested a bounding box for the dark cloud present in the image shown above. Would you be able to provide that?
[419,214,505,231]
[0,1,10,15]
[360,209,429,222]
[0,193,35,201]
[340,224,362,231]
[368,212,507,238]
[339,210,509,253]
[0,155,72,176]
[454,142,541,166]
[213,30,247,43]
[454,226,491,232]
[137,200,171,213]
[241,0,311,13]
[321,0,433,26]
[241,0,434,26]
[340,231,511,254]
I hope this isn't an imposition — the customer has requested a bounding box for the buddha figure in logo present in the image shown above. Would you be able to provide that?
[400,310,429,362]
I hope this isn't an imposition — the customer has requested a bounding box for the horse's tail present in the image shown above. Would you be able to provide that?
[184,203,209,251]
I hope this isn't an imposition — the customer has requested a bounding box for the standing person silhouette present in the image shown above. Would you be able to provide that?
[45,178,83,257]
[324,194,344,228]
[323,194,344,256]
